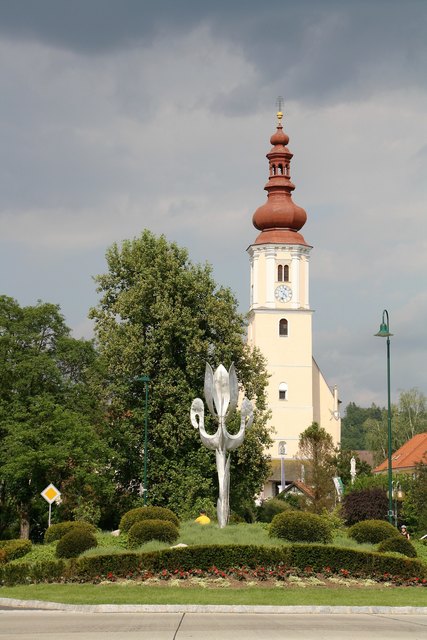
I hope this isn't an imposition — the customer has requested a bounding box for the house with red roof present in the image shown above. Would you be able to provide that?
[373,432,427,475]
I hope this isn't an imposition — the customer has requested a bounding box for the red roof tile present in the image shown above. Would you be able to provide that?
[373,432,427,473]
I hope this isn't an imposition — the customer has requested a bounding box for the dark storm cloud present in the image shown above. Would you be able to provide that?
[1,1,426,110]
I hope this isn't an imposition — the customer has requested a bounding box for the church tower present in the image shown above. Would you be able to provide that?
[247,108,340,497]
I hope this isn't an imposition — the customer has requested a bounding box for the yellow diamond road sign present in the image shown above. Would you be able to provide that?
[41,483,61,504]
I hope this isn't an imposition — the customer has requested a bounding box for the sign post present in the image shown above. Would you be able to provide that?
[41,484,61,528]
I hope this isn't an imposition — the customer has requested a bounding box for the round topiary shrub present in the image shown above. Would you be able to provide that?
[128,518,179,548]
[119,506,179,533]
[348,519,399,544]
[378,535,417,558]
[55,528,98,558]
[44,520,97,544]
[269,510,333,543]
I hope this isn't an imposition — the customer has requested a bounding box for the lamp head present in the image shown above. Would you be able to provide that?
[374,310,393,337]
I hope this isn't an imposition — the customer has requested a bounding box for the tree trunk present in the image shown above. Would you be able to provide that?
[19,506,30,539]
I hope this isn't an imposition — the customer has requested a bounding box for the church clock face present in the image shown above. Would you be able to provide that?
[275,284,292,302]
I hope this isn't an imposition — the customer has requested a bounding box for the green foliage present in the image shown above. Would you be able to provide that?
[401,463,427,534]
[332,450,372,487]
[55,529,98,559]
[90,230,272,516]
[128,519,179,547]
[378,536,417,558]
[341,402,382,450]
[44,521,97,543]
[257,498,290,523]
[0,539,32,563]
[0,559,66,586]
[365,389,427,466]
[119,506,180,532]
[298,422,336,513]
[348,519,399,544]
[73,543,426,583]
[342,487,388,525]
[269,511,333,544]
[0,295,115,539]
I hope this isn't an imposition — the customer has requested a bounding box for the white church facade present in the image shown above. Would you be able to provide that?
[247,110,341,498]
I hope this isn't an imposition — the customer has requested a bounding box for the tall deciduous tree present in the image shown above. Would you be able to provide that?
[90,230,272,517]
[298,422,336,513]
[0,296,113,539]
[365,388,427,465]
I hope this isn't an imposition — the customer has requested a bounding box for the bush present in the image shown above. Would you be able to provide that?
[119,506,179,532]
[257,498,291,523]
[348,519,400,544]
[44,521,97,544]
[0,559,66,586]
[269,510,333,543]
[0,539,32,563]
[73,543,426,583]
[378,536,417,558]
[55,529,98,559]
[128,519,179,547]
[342,488,388,526]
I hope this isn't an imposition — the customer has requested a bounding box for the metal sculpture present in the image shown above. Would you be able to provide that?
[190,363,254,528]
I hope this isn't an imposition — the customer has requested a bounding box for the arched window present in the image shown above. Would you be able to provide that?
[283,264,289,281]
[277,265,283,281]
[279,382,288,400]
[279,318,288,337]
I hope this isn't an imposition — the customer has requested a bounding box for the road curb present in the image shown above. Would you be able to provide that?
[1,598,427,614]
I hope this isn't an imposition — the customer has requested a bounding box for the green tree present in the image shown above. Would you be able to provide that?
[89,230,272,517]
[401,463,427,533]
[365,388,427,465]
[298,422,336,513]
[340,402,382,450]
[0,296,113,539]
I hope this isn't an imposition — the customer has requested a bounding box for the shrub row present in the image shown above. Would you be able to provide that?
[0,559,66,586]
[1,543,425,586]
[0,539,32,563]
[73,543,426,582]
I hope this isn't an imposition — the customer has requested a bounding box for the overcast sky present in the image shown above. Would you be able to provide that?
[1,0,426,411]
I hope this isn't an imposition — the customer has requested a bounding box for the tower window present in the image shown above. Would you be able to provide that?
[279,318,288,336]
[279,382,288,400]
[277,264,289,282]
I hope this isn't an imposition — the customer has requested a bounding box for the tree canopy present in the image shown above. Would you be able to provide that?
[90,230,272,518]
[0,296,113,539]
[298,422,336,513]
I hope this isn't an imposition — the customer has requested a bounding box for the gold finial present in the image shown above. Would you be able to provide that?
[276,96,284,122]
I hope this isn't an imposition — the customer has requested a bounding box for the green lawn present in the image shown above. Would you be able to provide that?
[1,582,426,607]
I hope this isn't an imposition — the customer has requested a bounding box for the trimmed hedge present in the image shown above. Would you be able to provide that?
[0,539,32,563]
[56,529,98,559]
[0,559,66,586]
[44,521,97,543]
[378,536,418,558]
[270,511,333,544]
[119,507,179,532]
[349,519,399,544]
[128,519,179,547]
[73,543,426,582]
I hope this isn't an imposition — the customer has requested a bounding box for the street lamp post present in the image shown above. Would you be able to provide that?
[374,310,394,525]
[136,375,150,506]
[278,441,286,493]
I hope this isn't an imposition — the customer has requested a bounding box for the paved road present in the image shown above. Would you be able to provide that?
[1,610,427,639]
